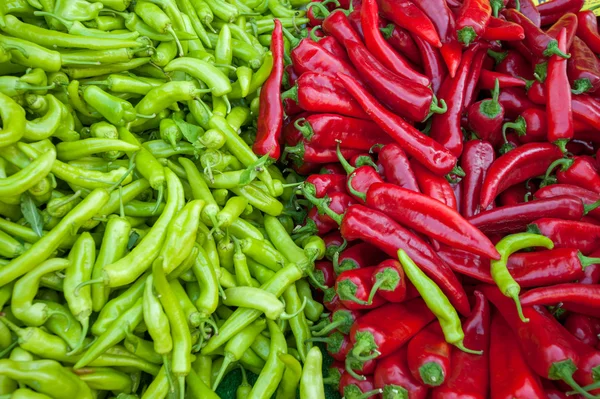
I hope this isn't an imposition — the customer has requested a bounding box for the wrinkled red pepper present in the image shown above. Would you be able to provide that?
[569,37,600,94]
[577,10,600,54]
[506,0,541,27]
[504,9,570,59]
[377,143,420,192]
[461,140,495,218]
[407,322,451,387]
[455,0,492,46]
[413,36,448,94]
[538,0,585,26]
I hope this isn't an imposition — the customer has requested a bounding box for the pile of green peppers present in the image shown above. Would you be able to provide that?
[0,0,328,398]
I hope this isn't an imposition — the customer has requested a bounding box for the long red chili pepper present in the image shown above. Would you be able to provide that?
[463,46,488,109]
[413,36,448,94]
[468,195,592,235]
[482,17,525,41]
[572,94,600,131]
[455,0,492,46]
[490,312,546,399]
[569,37,600,95]
[376,0,441,48]
[335,266,387,310]
[498,87,535,119]
[366,182,500,259]
[336,72,458,176]
[281,73,369,119]
[577,10,600,54]
[284,142,361,165]
[528,218,600,255]
[410,160,459,210]
[381,22,422,66]
[321,9,363,44]
[503,107,548,144]
[334,241,387,274]
[546,13,578,50]
[506,0,540,27]
[504,9,570,59]
[253,20,284,160]
[374,347,429,399]
[565,313,600,348]
[305,174,347,198]
[480,285,596,399]
[343,38,440,121]
[303,190,356,235]
[546,28,574,152]
[407,322,451,387]
[430,45,480,157]
[489,49,534,79]
[431,290,490,399]
[461,140,495,218]
[581,249,600,285]
[337,149,385,205]
[479,70,527,89]
[377,143,420,192]
[468,78,505,146]
[536,184,600,220]
[545,156,600,194]
[538,0,585,26]
[361,0,429,85]
[520,283,600,309]
[369,259,406,304]
[479,142,563,209]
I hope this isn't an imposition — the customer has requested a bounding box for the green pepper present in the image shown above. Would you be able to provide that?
[276,353,302,399]
[24,94,63,141]
[247,319,287,399]
[299,347,325,399]
[84,74,165,95]
[83,85,151,126]
[34,11,140,40]
[62,58,151,80]
[203,0,238,22]
[54,0,104,21]
[124,333,163,364]
[0,92,25,148]
[164,57,232,97]
[74,367,133,393]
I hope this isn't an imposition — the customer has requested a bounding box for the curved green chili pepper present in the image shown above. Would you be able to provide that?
[140,365,169,399]
[276,353,302,399]
[0,92,25,148]
[134,81,210,118]
[74,367,133,393]
[0,34,62,72]
[207,32,263,69]
[62,57,151,80]
[299,346,325,399]
[84,74,165,95]
[56,138,139,161]
[164,57,232,96]
[282,284,311,362]
[247,319,287,399]
[229,51,273,99]
[84,85,155,126]
[24,94,63,141]
[124,333,163,364]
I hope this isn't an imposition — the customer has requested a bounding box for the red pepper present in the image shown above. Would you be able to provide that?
[361,0,430,85]
[546,13,578,50]
[293,114,392,151]
[381,22,422,66]
[369,259,406,303]
[520,283,600,309]
[413,36,448,95]
[506,0,541,27]
[489,49,534,80]
[314,260,336,289]
[538,0,585,26]
[498,87,535,119]
[482,16,526,41]
[339,373,381,399]
[528,218,600,255]
[565,313,600,348]
[430,45,480,157]
[323,361,345,390]
[498,182,532,207]
[305,174,347,198]
[336,266,387,310]
[480,142,564,209]
[577,10,600,54]
[481,285,596,398]
[431,290,491,399]
[569,37,600,94]
[455,0,492,46]
[344,38,441,122]
[304,190,356,236]
[489,312,546,399]
[336,151,384,205]
[306,0,338,26]
[349,299,436,374]
[334,241,388,274]
[374,347,429,399]
[479,69,527,89]
[377,143,420,192]
[377,0,442,48]
[468,79,505,146]
[463,46,488,108]
[572,94,600,131]
[546,28,574,151]
[313,307,364,336]
[505,9,570,60]
[468,195,589,235]
[323,230,345,260]
[366,182,500,259]
[535,184,600,220]
[291,161,320,176]
[336,72,458,176]
[407,322,451,387]
[253,20,284,160]
[283,64,299,89]
[323,287,340,311]
[546,156,600,194]
[309,331,352,362]
[321,9,363,44]
[461,140,495,218]
[281,73,369,120]
[571,342,600,395]
[503,107,547,144]
[545,388,570,399]
[284,140,361,165]
[411,161,459,210]
[316,36,351,65]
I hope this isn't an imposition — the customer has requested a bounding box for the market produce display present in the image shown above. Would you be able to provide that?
[2,0,600,398]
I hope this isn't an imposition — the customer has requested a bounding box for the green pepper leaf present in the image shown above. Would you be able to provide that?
[172,113,202,144]
[239,153,270,186]
[21,192,43,237]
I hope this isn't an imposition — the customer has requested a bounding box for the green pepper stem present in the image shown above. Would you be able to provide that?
[33,11,74,29]
[344,356,367,381]
[336,144,355,174]
[311,319,343,337]
[552,360,599,399]
[543,40,571,60]
[0,341,18,358]
[67,319,89,356]
[584,199,600,215]
[510,290,530,323]
[454,341,483,355]
[427,96,447,118]
[578,252,600,268]
[167,26,185,57]
[300,183,343,225]
[280,296,307,320]
[503,116,527,139]
[366,276,386,306]
[163,355,176,393]
[212,355,232,391]
[487,49,508,64]
[346,175,366,202]
[306,269,328,290]
[579,380,600,392]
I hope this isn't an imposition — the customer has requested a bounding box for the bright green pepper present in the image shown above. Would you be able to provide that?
[0,92,25,148]
[23,94,63,141]
[299,347,325,399]
[74,367,133,393]
[164,57,232,97]
[84,74,165,95]
[247,319,287,399]
[276,353,302,399]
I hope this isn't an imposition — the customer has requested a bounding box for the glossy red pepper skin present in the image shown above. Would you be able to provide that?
[577,10,600,54]
[491,49,533,80]
[505,9,570,60]
[506,0,540,27]
[430,46,480,157]
[480,142,563,209]
[339,205,470,315]
[546,29,574,149]
[498,87,535,119]
[283,64,299,88]
[413,36,448,95]
[323,288,340,311]
[461,140,495,218]
[539,0,585,26]
[550,156,600,194]
[431,291,490,399]
[520,283,600,309]
[290,39,363,83]
[498,182,531,207]
[411,161,458,210]
[367,182,499,259]
[335,242,387,274]
[253,20,284,159]
[371,259,406,303]
[571,94,600,131]
[407,323,451,387]
[336,72,458,176]
[569,37,600,95]
[377,0,441,48]
[339,373,377,398]
[535,184,600,220]
[345,164,385,204]
[479,69,527,89]
[546,13,578,50]
[384,23,422,66]
[316,36,350,64]
[336,266,387,310]
[463,47,488,109]
[307,191,356,235]
[306,174,347,198]
[314,260,336,289]
[323,230,345,260]
[283,73,369,119]
[344,39,434,121]
[320,332,352,362]
[565,313,600,348]
[320,163,346,175]
[468,195,586,235]
[455,0,492,46]
[504,107,548,144]
[490,313,546,399]
[374,347,429,399]
[530,218,600,255]
[284,132,361,165]
[482,17,525,41]
[378,143,419,192]
[468,87,505,146]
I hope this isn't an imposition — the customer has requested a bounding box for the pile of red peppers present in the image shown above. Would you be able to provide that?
[253,0,600,398]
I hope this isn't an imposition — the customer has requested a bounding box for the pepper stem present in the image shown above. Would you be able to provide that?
[280,297,307,320]
[337,280,369,305]
[572,78,593,95]
[577,252,600,268]
[166,26,185,57]
[419,362,445,386]
[380,23,394,39]
[509,289,530,323]
[306,269,329,290]
[457,27,476,47]
[490,0,504,17]
[301,183,343,225]
[66,319,89,356]
[356,389,384,399]
[426,96,447,121]
[584,199,600,214]
[346,174,366,202]
[344,356,367,381]
[580,380,600,392]
[550,360,599,399]
[312,319,343,337]
[281,85,299,103]
[281,26,301,48]
[366,275,386,305]
[543,40,571,59]
[544,158,572,182]
[450,165,466,178]
[503,116,527,138]
[554,139,569,154]
[454,341,484,355]
[212,355,231,391]
[336,144,355,174]
[33,11,74,29]
[309,26,325,42]
[163,355,175,393]
[294,117,314,140]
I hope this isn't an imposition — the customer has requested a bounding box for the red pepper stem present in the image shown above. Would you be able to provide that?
[281,26,300,48]
[366,275,386,305]
[490,0,504,17]
[354,156,378,169]
[454,341,484,355]
[581,380,600,392]
[457,27,476,47]
[307,2,331,19]
[543,40,571,59]
[551,360,599,399]
[427,96,448,119]
[311,319,344,337]
[503,116,527,138]
[309,26,324,42]
[337,280,370,305]
[450,165,466,178]
[380,23,394,39]
[554,139,569,154]
[356,389,384,399]
[345,357,367,381]
[487,50,508,65]
[294,117,314,140]
[300,183,343,225]
[571,79,593,95]
[584,199,600,214]
[577,252,600,268]
[480,79,502,118]
[544,158,572,181]
[346,174,366,202]
[419,362,445,386]
[337,144,356,174]
[280,85,298,102]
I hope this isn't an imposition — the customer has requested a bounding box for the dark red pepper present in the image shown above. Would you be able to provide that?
[381,22,422,66]
[336,266,387,310]
[323,361,345,390]
[503,107,547,144]
[536,183,600,220]
[281,73,369,119]
[489,312,546,399]
[376,0,442,48]
[480,142,564,209]
[253,20,284,160]
[366,182,500,259]
[498,87,535,119]
[411,161,459,210]
[407,322,451,387]
[377,143,420,192]
[528,218,600,255]
[455,0,492,46]
[336,72,458,176]
[312,307,364,336]
[572,94,600,131]
[370,259,406,303]
[565,313,600,348]
[461,140,495,218]
[413,35,448,95]
[545,156,600,194]
[479,69,527,89]
[431,290,490,399]
[577,10,600,54]
[506,0,540,27]
[546,28,574,151]
[498,182,533,207]
[489,49,534,80]
[305,174,347,198]
[569,37,600,94]
[314,260,336,289]
[482,17,526,41]
[468,78,505,146]
[323,287,340,311]
[309,331,351,362]
[284,140,361,165]
[339,372,381,398]
[374,347,429,399]
[538,0,585,26]
[463,46,489,108]
[323,230,345,260]
[303,190,356,236]
[333,241,387,274]
[320,163,346,175]
[504,9,570,59]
